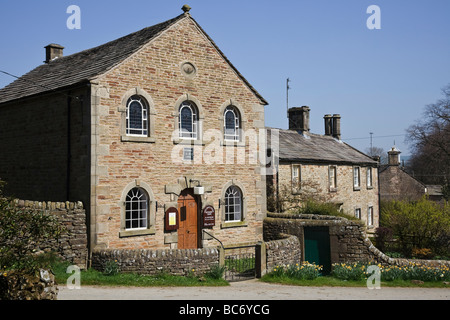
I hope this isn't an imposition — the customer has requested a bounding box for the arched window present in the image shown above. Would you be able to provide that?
[179,101,198,139]
[126,95,148,136]
[125,188,148,230]
[224,106,240,141]
[224,186,242,222]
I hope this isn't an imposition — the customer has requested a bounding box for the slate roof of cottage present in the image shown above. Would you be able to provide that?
[0,13,267,105]
[269,128,378,166]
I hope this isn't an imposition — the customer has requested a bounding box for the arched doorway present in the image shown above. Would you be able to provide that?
[177,189,200,249]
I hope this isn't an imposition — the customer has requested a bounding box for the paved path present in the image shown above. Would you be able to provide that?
[58,279,449,300]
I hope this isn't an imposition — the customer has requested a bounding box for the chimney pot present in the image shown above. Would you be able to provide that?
[324,114,332,136]
[332,114,341,140]
[45,44,64,63]
[388,146,401,166]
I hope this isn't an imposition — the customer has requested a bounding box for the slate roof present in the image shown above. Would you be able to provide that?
[269,128,378,166]
[0,13,267,105]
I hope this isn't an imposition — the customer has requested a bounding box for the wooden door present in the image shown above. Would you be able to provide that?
[177,190,198,249]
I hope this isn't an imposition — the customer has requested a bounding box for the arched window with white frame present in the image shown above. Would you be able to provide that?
[125,187,148,230]
[179,101,198,139]
[224,105,240,141]
[126,95,148,136]
[224,186,242,222]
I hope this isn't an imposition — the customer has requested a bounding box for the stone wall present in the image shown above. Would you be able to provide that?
[265,234,301,271]
[0,269,58,300]
[14,199,88,268]
[264,213,450,269]
[91,247,220,276]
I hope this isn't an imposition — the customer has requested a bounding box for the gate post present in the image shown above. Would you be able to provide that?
[255,241,266,278]
[218,245,225,267]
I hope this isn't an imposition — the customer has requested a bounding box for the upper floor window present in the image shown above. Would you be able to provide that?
[353,167,361,190]
[225,186,242,222]
[366,167,373,188]
[329,165,337,190]
[126,95,148,136]
[179,101,198,139]
[224,106,240,141]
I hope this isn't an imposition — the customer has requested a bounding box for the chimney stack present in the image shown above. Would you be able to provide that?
[388,146,401,166]
[288,106,310,134]
[45,44,64,63]
[332,114,341,140]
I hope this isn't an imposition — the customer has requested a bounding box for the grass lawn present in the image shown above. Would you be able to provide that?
[52,262,229,287]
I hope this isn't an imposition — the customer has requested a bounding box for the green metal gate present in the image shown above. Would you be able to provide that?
[304,227,331,275]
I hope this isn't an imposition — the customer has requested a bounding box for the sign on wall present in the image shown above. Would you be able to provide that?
[165,207,179,231]
[202,205,215,228]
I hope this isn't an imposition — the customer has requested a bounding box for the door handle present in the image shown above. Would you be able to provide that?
[187,230,190,234]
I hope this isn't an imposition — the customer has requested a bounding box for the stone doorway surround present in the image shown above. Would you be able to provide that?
[163,176,213,248]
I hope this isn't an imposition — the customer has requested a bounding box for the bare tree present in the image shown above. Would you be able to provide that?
[406,84,450,185]
[365,146,387,164]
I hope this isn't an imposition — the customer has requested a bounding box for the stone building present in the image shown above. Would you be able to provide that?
[267,107,380,231]
[379,146,443,202]
[0,7,268,258]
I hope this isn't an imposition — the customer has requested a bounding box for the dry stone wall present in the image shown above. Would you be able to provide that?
[14,199,88,268]
[91,247,220,276]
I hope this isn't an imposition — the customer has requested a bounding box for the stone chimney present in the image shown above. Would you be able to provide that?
[45,44,64,63]
[332,114,341,140]
[324,114,332,136]
[388,146,401,166]
[288,106,310,134]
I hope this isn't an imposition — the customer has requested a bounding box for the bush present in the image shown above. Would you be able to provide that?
[380,197,450,257]
[0,180,65,273]
[292,200,359,221]
[205,264,226,280]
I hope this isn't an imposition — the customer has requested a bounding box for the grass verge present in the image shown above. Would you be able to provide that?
[52,262,229,287]
[260,274,450,288]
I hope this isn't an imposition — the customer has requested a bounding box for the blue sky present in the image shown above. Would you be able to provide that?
[1,0,449,156]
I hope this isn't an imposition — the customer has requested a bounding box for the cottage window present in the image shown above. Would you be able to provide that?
[126,95,148,136]
[224,106,240,141]
[368,206,374,227]
[125,188,148,230]
[291,164,301,193]
[329,165,337,190]
[353,167,361,190]
[179,101,198,139]
[355,208,361,219]
[225,186,242,222]
[366,167,373,188]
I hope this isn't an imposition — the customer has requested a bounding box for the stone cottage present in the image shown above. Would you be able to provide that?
[267,106,380,231]
[379,146,443,202]
[0,7,268,262]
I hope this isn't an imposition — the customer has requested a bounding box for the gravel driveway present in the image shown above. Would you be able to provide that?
[58,279,449,300]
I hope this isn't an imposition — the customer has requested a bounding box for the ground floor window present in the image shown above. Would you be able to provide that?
[125,187,148,230]
[225,186,242,222]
